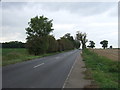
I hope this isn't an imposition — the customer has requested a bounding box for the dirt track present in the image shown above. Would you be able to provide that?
[90,49,119,61]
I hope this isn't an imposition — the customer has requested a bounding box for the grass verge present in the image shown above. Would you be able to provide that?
[82,49,119,89]
[2,48,70,66]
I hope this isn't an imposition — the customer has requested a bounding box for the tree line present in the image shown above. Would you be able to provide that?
[74,31,111,49]
[2,41,25,48]
[1,15,113,55]
[1,38,111,50]
[25,15,80,55]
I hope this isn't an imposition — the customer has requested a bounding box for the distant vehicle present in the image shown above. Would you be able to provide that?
[78,48,81,50]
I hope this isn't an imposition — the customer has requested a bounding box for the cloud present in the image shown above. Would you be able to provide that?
[2,2,27,9]
[39,2,116,16]
[2,26,26,42]
[1,2,118,48]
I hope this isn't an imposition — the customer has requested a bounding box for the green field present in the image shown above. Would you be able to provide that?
[2,48,60,66]
[82,49,119,89]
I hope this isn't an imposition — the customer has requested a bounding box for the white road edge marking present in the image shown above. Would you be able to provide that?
[62,51,80,88]
[33,63,44,68]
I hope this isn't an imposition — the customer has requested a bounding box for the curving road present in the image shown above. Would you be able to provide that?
[2,50,81,88]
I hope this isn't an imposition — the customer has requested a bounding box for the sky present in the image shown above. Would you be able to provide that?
[1,1,118,48]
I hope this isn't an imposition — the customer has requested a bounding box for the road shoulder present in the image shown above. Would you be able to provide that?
[63,51,91,88]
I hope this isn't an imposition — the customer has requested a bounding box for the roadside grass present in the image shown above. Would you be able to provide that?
[2,48,67,66]
[82,49,119,89]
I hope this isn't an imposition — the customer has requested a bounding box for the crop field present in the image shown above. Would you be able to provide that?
[90,49,119,61]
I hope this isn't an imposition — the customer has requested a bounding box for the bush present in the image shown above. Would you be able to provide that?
[26,36,49,55]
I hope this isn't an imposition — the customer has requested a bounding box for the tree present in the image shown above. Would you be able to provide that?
[76,31,88,49]
[87,40,95,48]
[47,35,58,53]
[110,45,113,49]
[57,33,78,52]
[63,33,80,48]
[25,15,54,55]
[64,33,74,42]
[26,36,49,55]
[74,40,81,49]
[100,40,108,49]
[59,37,74,51]
[57,39,63,52]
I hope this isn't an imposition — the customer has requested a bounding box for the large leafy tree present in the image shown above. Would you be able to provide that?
[25,15,54,55]
[87,40,95,48]
[76,31,88,49]
[100,40,108,49]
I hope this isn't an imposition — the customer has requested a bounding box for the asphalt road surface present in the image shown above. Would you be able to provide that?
[3,50,81,88]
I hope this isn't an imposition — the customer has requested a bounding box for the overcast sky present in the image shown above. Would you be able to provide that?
[1,2,118,48]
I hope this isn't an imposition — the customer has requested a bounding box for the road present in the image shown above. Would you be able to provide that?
[2,50,81,88]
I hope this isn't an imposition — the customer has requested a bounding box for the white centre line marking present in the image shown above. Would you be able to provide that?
[33,63,44,68]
